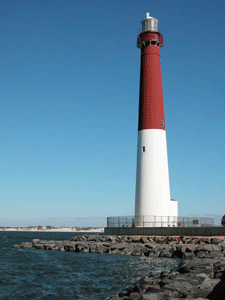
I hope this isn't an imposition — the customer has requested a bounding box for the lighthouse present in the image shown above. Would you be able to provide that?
[134,13,178,227]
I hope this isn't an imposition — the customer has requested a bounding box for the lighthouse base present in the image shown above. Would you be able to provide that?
[134,213,178,228]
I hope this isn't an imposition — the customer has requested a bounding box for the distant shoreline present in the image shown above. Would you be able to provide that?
[0,227,104,233]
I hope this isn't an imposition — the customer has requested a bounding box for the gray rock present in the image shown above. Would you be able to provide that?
[103,242,112,247]
[131,249,143,256]
[207,271,225,299]
[71,235,87,242]
[159,247,173,258]
[144,243,155,249]
[196,273,209,278]
[129,292,141,300]
[142,291,172,300]
[95,245,107,254]
[107,236,117,243]
[120,246,135,256]
[21,242,33,248]
[140,237,148,243]
[64,242,76,252]
[144,283,161,293]
[200,277,220,290]
[162,280,193,297]
[118,291,129,297]
[32,239,40,244]
[202,244,219,252]
[35,243,46,250]
[142,275,154,284]
[75,242,87,252]
[211,238,223,245]
[213,262,225,278]
[33,239,47,245]
[45,242,58,250]
[110,248,123,255]
[89,244,97,253]
[86,235,98,242]
[177,262,191,274]
[131,237,141,243]
[123,237,132,243]
[183,252,195,259]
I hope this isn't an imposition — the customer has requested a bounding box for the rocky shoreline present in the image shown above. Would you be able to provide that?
[13,235,225,299]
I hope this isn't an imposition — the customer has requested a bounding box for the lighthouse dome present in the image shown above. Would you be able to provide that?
[141,12,158,32]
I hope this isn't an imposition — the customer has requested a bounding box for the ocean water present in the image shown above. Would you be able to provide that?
[0,232,179,299]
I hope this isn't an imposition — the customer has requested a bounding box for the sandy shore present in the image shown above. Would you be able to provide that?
[0,227,104,233]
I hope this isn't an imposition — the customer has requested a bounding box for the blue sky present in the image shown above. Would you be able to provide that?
[1,0,224,227]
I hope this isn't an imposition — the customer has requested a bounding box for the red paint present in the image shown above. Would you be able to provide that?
[139,32,163,47]
[138,32,166,131]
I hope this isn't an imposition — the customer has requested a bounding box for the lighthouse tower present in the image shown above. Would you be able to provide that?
[134,13,178,227]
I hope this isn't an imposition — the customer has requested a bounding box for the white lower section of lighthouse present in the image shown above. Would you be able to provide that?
[135,129,178,227]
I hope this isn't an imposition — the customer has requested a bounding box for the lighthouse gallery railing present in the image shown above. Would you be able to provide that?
[107,216,214,228]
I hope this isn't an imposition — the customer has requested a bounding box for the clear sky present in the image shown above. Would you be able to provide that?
[1,0,224,227]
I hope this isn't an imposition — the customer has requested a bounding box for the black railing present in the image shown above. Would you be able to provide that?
[107,216,214,228]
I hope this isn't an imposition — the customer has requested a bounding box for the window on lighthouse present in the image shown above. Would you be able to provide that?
[142,146,145,152]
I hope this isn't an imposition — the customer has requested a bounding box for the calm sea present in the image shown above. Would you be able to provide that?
[0,231,179,299]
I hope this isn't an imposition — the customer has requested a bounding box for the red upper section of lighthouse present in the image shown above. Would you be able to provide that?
[137,30,166,131]
[137,32,163,48]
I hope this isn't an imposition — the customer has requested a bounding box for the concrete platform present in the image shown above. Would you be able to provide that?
[104,226,225,236]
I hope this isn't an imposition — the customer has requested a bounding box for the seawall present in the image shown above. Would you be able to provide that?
[104,226,225,236]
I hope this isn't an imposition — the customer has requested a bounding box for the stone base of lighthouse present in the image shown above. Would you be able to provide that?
[134,129,178,227]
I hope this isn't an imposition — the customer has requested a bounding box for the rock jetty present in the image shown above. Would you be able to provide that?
[14,235,225,299]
